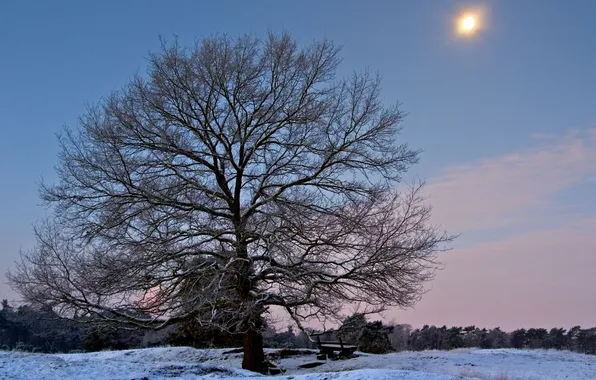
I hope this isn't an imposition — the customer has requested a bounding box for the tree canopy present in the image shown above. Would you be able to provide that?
[8,32,452,372]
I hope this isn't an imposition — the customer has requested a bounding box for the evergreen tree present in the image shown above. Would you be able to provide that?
[358,321,394,354]
[338,313,367,346]
[510,329,526,349]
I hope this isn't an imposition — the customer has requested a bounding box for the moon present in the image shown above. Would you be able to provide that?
[456,12,481,36]
[462,16,476,31]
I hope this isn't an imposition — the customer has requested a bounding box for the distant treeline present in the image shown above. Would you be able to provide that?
[0,300,168,353]
[1,302,595,355]
[263,313,596,355]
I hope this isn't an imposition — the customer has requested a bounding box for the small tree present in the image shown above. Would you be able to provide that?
[577,328,596,354]
[388,323,412,351]
[1,300,10,311]
[338,313,367,345]
[486,327,509,349]
[9,33,452,373]
[358,321,394,354]
[544,328,567,350]
[443,326,464,349]
[510,329,526,349]
[567,326,582,351]
[526,328,548,349]
[263,325,297,348]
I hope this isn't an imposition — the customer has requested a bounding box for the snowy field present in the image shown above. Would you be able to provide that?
[1,346,595,380]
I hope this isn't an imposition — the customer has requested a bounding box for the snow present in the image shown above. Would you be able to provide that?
[1,346,595,379]
[319,344,356,349]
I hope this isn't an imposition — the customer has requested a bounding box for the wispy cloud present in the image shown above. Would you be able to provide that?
[426,129,596,232]
[388,129,596,329]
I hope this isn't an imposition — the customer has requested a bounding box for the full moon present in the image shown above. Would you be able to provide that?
[457,13,480,35]
[462,16,476,31]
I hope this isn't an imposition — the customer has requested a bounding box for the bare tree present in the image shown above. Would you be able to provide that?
[9,33,453,373]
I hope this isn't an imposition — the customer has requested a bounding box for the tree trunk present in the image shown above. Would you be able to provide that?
[242,325,265,373]
[234,236,265,373]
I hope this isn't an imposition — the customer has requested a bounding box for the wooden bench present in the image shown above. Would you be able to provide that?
[316,336,357,358]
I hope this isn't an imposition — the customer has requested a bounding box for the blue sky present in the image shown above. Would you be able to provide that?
[1,0,595,330]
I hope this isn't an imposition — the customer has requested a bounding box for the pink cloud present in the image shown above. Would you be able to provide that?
[384,129,596,330]
[426,129,596,232]
[389,217,596,330]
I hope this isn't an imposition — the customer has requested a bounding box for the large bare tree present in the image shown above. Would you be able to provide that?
[9,33,453,373]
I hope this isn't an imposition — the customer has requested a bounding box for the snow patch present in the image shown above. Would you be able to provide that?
[1,347,595,379]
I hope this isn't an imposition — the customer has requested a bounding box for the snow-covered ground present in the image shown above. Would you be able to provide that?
[1,346,595,380]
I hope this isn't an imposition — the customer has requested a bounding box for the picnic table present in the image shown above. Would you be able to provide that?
[316,336,357,358]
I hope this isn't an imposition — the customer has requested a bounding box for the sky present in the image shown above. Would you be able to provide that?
[1,0,595,331]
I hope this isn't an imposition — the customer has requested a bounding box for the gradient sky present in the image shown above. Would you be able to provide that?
[1,0,595,331]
